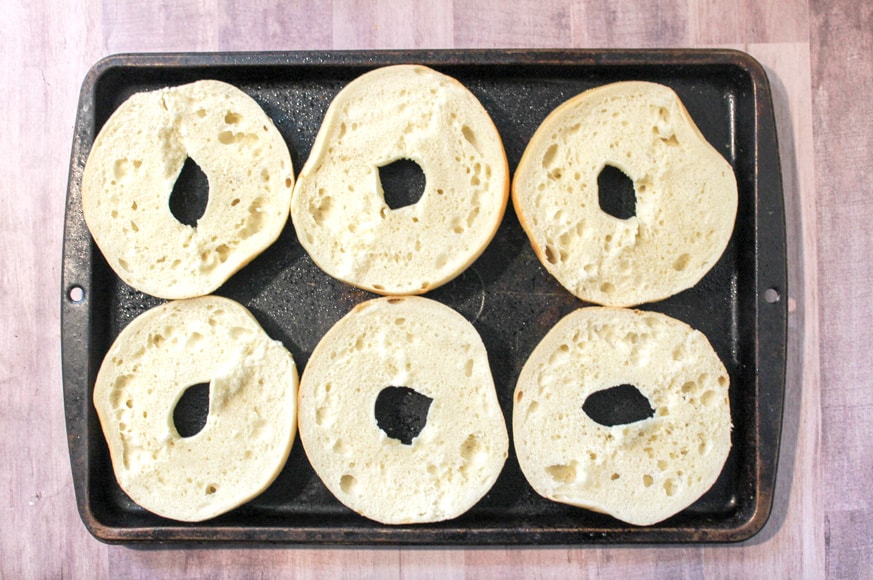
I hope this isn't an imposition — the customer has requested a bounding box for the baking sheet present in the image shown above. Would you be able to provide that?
[61,49,787,544]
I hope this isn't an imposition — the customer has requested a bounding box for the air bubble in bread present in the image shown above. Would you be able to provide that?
[512,81,738,307]
[512,307,732,526]
[290,65,510,296]
[92,296,298,522]
[82,80,294,299]
[297,296,509,524]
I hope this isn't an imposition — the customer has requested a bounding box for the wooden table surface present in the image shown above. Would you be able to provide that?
[3,0,870,577]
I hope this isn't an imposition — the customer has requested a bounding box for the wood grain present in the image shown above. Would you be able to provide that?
[571,0,689,48]
[103,0,220,52]
[453,0,571,48]
[3,0,868,577]
[333,0,453,50]
[1,0,107,577]
[810,1,873,578]
[690,0,809,44]
[219,0,334,51]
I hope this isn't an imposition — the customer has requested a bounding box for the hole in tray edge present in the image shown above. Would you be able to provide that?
[68,285,86,303]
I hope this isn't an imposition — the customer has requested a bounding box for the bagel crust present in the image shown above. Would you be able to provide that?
[512,81,738,307]
[298,296,509,524]
[513,307,731,526]
[291,65,510,296]
[82,80,294,299]
[93,296,298,522]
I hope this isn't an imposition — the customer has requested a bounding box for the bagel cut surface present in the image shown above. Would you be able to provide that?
[93,296,298,522]
[513,307,732,526]
[291,65,509,296]
[512,81,738,307]
[82,80,294,299]
[298,296,509,524]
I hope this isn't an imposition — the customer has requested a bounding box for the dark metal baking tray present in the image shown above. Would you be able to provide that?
[61,49,787,544]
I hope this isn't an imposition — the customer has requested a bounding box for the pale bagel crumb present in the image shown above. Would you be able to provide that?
[298,296,509,524]
[291,65,509,296]
[513,307,731,526]
[93,296,298,522]
[512,81,738,307]
[82,80,294,299]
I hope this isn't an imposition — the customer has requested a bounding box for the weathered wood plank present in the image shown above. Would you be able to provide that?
[811,1,873,578]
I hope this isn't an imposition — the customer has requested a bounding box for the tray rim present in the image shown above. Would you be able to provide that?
[61,48,788,545]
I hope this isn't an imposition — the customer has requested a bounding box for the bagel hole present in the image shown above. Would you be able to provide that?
[374,386,432,445]
[597,164,636,220]
[170,157,209,227]
[378,159,426,211]
[173,382,210,438]
[582,384,654,427]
